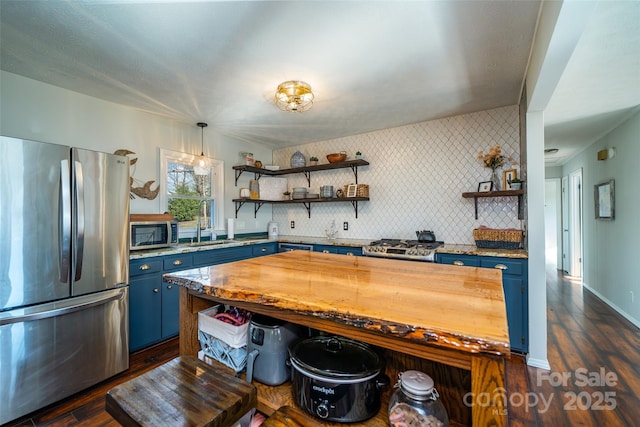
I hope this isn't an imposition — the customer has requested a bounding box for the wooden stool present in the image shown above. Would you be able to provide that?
[261,406,323,427]
[106,355,257,427]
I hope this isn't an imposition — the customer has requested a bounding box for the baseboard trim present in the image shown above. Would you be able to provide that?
[583,283,640,329]
[526,355,551,370]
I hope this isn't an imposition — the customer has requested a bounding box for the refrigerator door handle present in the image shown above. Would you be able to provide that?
[60,159,71,283]
[74,160,85,281]
[0,288,126,326]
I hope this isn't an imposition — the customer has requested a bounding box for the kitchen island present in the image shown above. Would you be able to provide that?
[164,251,510,426]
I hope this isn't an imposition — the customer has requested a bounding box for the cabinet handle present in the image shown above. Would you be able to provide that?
[494,264,508,271]
[453,260,464,266]
[323,250,330,253]
[153,288,159,293]
[167,285,172,290]
[261,248,267,252]
[139,264,151,271]
[173,259,183,265]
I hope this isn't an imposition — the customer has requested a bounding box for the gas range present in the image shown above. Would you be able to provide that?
[362,239,444,262]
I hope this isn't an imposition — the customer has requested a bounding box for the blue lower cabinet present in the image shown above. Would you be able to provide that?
[129,258,166,352]
[252,242,278,257]
[437,253,528,353]
[192,246,252,266]
[129,243,272,352]
[314,244,338,254]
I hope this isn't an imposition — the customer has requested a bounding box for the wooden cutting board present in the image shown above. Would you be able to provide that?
[130,213,174,222]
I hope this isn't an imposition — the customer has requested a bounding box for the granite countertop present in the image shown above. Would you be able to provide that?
[436,243,529,259]
[130,235,528,259]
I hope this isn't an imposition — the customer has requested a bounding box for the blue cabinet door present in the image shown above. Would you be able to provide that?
[480,257,528,353]
[252,242,278,257]
[161,282,180,339]
[337,246,362,256]
[314,244,338,253]
[437,253,528,353]
[129,273,162,351]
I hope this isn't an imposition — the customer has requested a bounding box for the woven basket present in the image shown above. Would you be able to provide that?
[473,228,523,249]
[343,184,369,198]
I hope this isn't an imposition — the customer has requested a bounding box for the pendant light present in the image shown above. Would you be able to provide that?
[194,122,209,176]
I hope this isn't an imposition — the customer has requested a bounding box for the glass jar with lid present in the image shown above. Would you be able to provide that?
[388,370,449,427]
[249,179,260,200]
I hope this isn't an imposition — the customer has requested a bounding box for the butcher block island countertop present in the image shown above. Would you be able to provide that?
[165,251,510,427]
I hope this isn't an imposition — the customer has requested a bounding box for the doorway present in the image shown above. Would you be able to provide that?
[545,178,562,269]
[566,169,583,278]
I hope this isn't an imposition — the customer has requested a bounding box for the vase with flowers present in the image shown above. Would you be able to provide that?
[478,145,513,191]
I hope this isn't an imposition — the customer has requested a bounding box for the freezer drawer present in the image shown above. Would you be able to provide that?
[0,287,129,424]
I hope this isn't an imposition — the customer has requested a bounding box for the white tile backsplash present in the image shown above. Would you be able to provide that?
[272,105,523,244]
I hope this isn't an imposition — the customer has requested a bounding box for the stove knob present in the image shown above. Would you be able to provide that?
[316,402,329,418]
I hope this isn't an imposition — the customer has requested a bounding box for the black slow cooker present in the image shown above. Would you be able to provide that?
[288,336,389,423]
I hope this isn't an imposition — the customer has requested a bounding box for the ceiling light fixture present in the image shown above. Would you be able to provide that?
[275,80,314,112]
[544,148,559,155]
[194,122,209,176]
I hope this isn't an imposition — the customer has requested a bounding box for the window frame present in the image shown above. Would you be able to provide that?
[159,148,225,234]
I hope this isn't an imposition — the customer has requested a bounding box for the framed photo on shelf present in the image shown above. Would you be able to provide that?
[594,179,615,220]
[346,184,358,198]
[478,181,493,192]
[503,169,517,190]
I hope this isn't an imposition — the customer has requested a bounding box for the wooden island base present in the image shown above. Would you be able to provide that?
[181,287,504,427]
[169,252,510,426]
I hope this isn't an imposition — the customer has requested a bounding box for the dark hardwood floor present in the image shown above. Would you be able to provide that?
[6,266,640,426]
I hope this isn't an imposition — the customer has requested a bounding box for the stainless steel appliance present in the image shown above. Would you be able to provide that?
[362,238,443,262]
[0,136,130,424]
[278,242,314,252]
[245,314,303,386]
[130,218,178,250]
[289,336,389,423]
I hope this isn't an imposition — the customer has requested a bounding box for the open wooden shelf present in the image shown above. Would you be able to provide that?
[232,197,369,219]
[233,159,369,187]
[462,189,525,219]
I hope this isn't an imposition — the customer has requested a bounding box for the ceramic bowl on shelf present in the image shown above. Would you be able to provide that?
[264,165,280,171]
[326,152,347,163]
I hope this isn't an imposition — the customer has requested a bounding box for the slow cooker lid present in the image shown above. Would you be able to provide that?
[290,336,382,378]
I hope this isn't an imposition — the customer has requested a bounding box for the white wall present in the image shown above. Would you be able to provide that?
[271,106,523,243]
[562,110,640,326]
[0,71,271,234]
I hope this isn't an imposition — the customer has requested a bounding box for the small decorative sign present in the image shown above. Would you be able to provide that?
[478,181,493,192]
[503,169,517,190]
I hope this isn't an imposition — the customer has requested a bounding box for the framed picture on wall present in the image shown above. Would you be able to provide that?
[503,169,517,190]
[478,181,493,192]
[594,179,615,220]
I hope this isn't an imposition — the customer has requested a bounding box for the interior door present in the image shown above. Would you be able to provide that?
[561,176,569,274]
[569,169,583,278]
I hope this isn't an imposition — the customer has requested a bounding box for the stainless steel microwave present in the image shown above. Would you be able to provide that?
[130,219,178,250]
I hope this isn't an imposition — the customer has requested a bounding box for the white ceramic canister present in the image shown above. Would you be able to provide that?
[268,221,279,240]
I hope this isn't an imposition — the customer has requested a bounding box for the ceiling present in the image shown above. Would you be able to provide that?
[1,1,638,165]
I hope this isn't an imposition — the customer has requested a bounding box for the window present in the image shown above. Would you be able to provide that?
[159,149,224,239]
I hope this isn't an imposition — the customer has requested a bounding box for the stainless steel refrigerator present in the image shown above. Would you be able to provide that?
[0,136,130,424]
